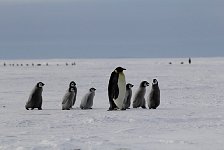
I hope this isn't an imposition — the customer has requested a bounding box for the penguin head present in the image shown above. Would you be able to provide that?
[152,79,158,86]
[90,88,96,92]
[126,83,134,89]
[69,81,76,87]
[69,87,76,92]
[115,67,126,73]
[37,82,45,88]
[140,81,149,87]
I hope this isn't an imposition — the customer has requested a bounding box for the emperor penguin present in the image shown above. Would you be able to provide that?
[69,81,77,106]
[147,79,160,109]
[108,67,126,110]
[62,86,76,110]
[123,83,134,109]
[25,82,45,110]
[80,88,96,109]
[132,81,149,109]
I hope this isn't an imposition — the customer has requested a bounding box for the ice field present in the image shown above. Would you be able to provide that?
[0,58,224,150]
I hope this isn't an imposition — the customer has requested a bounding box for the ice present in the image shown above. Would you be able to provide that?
[0,58,224,149]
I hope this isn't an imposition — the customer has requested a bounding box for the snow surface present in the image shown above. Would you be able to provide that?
[0,58,224,150]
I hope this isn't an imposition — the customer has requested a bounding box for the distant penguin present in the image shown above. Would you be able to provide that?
[62,86,76,110]
[132,81,149,109]
[80,88,96,109]
[123,83,134,109]
[189,58,191,64]
[25,82,45,110]
[69,81,77,106]
[108,67,126,110]
[148,79,160,109]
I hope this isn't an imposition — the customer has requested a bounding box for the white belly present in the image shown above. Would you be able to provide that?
[113,72,126,109]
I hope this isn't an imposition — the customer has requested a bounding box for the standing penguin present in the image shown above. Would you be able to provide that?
[62,86,76,110]
[147,79,160,109]
[69,81,77,106]
[25,82,45,110]
[108,67,126,110]
[132,81,149,109]
[80,88,96,109]
[123,83,134,109]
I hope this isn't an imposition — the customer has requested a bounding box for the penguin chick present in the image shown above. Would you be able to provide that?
[123,83,134,109]
[69,81,77,106]
[148,79,160,109]
[80,88,96,109]
[25,82,45,110]
[132,81,149,109]
[62,87,76,110]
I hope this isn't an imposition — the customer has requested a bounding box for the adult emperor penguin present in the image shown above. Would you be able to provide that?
[132,81,149,109]
[69,81,77,106]
[80,87,96,109]
[147,79,160,109]
[123,83,134,109]
[108,67,126,110]
[25,82,45,110]
[62,86,76,110]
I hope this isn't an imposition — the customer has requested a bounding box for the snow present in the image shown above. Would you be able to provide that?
[0,58,224,150]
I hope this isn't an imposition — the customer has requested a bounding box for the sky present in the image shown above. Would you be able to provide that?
[0,0,224,59]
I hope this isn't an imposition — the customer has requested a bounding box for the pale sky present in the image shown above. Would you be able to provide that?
[0,0,223,59]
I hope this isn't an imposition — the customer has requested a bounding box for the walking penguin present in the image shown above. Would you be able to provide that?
[25,82,45,110]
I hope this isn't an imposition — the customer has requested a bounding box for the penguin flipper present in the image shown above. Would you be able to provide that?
[113,84,119,99]
[108,71,120,109]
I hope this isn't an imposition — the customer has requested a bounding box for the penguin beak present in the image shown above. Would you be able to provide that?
[123,68,126,70]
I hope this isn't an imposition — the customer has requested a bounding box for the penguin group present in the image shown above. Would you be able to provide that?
[108,67,160,111]
[25,67,160,111]
[2,62,76,67]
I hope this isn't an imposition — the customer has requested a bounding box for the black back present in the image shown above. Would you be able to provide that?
[108,70,119,110]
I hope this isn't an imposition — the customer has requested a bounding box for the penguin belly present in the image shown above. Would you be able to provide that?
[113,73,126,109]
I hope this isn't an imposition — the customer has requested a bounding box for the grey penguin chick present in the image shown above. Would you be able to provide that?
[123,83,134,109]
[148,79,160,109]
[62,86,76,110]
[69,81,77,106]
[108,67,126,110]
[132,81,149,109]
[80,88,96,109]
[25,82,45,110]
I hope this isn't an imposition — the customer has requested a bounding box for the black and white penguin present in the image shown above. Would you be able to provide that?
[62,86,76,110]
[80,87,96,109]
[69,81,77,106]
[123,83,134,109]
[25,82,45,110]
[108,67,126,110]
[132,81,149,109]
[147,79,160,109]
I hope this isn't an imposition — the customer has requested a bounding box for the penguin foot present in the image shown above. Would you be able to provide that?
[26,108,29,110]
[120,108,126,111]
[38,108,42,110]
[141,106,146,109]
[107,108,118,111]
[31,108,34,110]
[126,108,130,109]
